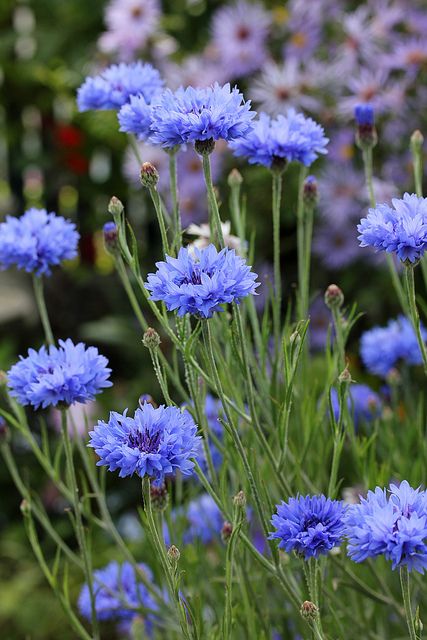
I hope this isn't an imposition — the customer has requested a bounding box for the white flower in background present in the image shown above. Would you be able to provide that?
[186,222,245,255]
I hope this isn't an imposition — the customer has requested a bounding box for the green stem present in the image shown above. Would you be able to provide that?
[149,185,170,255]
[201,152,224,248]
[271,171,283,349]
[400,566,418,640]
[60,409,99,640]
[32,275,54,345]
[404,266,427,376]
[169,150,181,251]
[296,166,308,319]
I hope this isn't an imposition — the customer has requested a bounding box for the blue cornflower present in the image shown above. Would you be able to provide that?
[354,103,374,126]
[269,495,347,559]
[330,384,382,428]
[118,94,153,140]
[145,244,259,318]
[149,83,255,149]
[357,193,427,263]
[184,494,225,544]
[360,315,427,376]
[229,110,328,168]
[88,402,201,484]
[345,481,427,573]
[7,340,112,409]
[0,208,79,277]
[77,62,163,111]
[78,561,158,626]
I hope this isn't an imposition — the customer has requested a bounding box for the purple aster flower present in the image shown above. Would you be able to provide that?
[318,165,365,223]
[0,208,79,277]
[210,1,271,79]
[163,54,228,91]
[88,402,201,484]
[345,480,427,573]
[387,37,427,74]
[313,219,364,269]
[149,83,255,149]
[145,245,259,318]
[269,495,347,559]
[7,340,112,410]
[77,62,163,112]
[283,0,322,61]
[357,193,427,263]
[360,315,427,377]
[230,110,328,168]
[118,94,153,140]
[184,494,224,544]
[98,0,161,61]
[78,561,158,626]
[330,384,382,428]
[327,128,355,164]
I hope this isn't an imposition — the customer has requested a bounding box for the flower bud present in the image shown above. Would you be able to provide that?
[221,521,233,542]
[411,130,424,153]
[150,483,169,512]
[233,490,246,508]
[103,222,119,254]
[338,366,352,385]
[303,175,318,210]
[108,196,124,217]
[195,138,215,156]
[228,168,243,188]
[300,600,319,621]
[142,328,161,350]
[324,284,344,310]
[139,394,157,409]
[354,104,377,150]
[167,545,180,564]
[140,162,159,188]
[20,499,30,516]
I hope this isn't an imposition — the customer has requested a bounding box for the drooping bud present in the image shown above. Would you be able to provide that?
[139,394,158,409]
[233,490,246,509]
[303,175,318,210]
[167,545,181,565]
[221,521,233,542]
[140,162,159,188]
[324,284,344,310]
[108,196,124,217]
[300,601,319,622]
[411,130,424,154]
[338,366,352,385]
[103,222,119,254]
[354,104,377,150]
[195,138,215,156]
[228,168,243,188]
[142,327,161,350]
[150,483,169,512]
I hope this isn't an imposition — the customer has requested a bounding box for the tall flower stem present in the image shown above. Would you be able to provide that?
[60,409,99,640]
[400,566,418,640]
[271,170,283,349]
[169,150,181,251]
[32,275,54,345]
[404,265,427,376]
[201,151,224,248]
[148,186,170,255]
[296,166,309,319]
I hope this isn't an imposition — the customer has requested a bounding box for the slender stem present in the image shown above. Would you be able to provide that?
[404,266,427,376]
[32,275,54,345]
[271,171,283,349]
[128,134,142,164]
[169,150,181,251]
[201,152,224,248]
[400,566,418,640]
[149,186,170,255]
[296,166,308,319]
[60,409,99,640]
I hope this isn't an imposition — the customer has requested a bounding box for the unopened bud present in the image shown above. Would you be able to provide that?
[338,367,352,385]
[221,521,233,542]
[290,330,302,348]
[411,130,424,153]
[103,222,119,253]
[167,545,180,564]
[139,394,157,409]
[386,368,401,386]
[20,499,30,516]
[324,284,344,309]
[303,175,318,210]
[233,490,246,508]
[195,138,215,156]
[300,601,319,621]
[354,104,377,150]
[140,162,159,188]
[108,196,124,217]
[150,483,169,512]
[142,328,161,350]
[228,168,243,188]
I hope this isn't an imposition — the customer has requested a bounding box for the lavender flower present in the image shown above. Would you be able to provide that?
[269,495,346,559]
[345,481,427,573]
[7,340,111,409]
[149,83,255,149]
[77,62,163,112]
[184,494,225,544]
[230,110,328,168]
[357,193,427,263]
[88,402,201,484]
[118,94,153,140]
[0,208,79,276]
[145,245,259,318]
[313,220,363,269]
[330,384,382,428]
[360,316,427,376]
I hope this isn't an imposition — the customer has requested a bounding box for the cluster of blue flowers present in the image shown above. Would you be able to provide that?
[88,402,201,484]
[145,245,259,318]
[0,208,79,276]
[230,110,328,168]
[358,193,427,263]
[7,340,112,409]
[360,315,426,376]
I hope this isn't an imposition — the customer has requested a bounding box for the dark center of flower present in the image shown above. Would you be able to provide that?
[303,516,322,530]
[236,25,250,40]
[276,87,290,101]
[131,6,144,18]
[361,87,376,100]
[333,234,346,248]
[406,50,426,65]
[128,429,161,453]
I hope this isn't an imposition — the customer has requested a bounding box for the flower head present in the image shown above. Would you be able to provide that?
[77,62,163,112]
[230,110,328,168]
[330,384,382,428]
[78,561,157,625]
[360,315,426,376]
[149,83,255,149]
[7,340,112,409]
[89,402,201,484]
[354,103,374,126]
[0,208,79,276]
[345,481,427,573]
[269,495,347,559]
[357,193,427,263]
[145,245,259,318]
[118,94,153,140]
